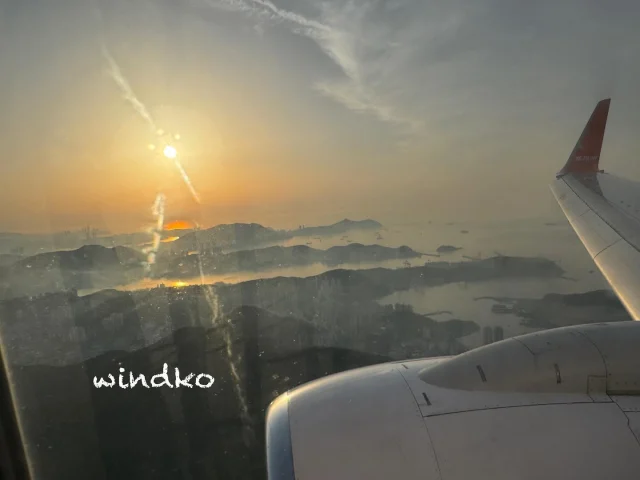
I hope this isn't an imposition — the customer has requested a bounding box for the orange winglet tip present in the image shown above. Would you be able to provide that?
[558,98,610,176]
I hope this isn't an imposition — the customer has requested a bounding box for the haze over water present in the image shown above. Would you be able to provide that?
[77,218,610,348]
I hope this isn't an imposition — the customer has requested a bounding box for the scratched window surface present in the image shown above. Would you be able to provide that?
[0,0,638,478]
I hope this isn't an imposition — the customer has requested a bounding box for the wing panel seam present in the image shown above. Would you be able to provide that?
[396,368,444,480]
[593,238,622,260]
[422,399,595,418]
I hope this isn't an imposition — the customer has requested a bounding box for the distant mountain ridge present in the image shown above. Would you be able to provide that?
[0,219,383,257]
[170,218,383,252]
[13,245,144,272]
[163,242,420,278]
[295,218,382,236]
[0,245,147,300]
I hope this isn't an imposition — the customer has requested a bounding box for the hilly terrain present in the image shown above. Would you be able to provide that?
[161,243,421,278]
[0,245,146,300]
[169,219,383,253]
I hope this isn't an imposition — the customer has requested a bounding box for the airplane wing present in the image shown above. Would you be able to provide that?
[551,98,640,320]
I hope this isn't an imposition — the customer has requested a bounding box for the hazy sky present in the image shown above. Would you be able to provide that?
[1,0,640,232]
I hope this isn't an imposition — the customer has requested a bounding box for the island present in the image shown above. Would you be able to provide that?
[161,243,422,278]
[475,289,631,328]
[169,218,384,253]
[436,244,462,253]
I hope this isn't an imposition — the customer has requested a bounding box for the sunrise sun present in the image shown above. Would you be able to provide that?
[163,145,177,159]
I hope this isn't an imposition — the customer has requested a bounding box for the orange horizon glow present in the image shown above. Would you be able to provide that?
[164,220,194,231]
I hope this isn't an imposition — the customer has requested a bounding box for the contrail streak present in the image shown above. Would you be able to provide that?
[102,45,158,134]
[172,158,201,204]
[101,43,200,204]
[196,237,255,447]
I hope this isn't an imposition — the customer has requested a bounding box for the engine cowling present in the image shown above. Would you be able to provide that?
[266,322,640,480]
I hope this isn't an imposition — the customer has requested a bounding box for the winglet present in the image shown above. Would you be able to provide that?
[557,98,611,177]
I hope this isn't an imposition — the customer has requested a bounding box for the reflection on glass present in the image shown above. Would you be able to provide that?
[0,0,635,478]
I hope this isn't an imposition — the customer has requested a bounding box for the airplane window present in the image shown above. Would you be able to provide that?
[0,1,639,479]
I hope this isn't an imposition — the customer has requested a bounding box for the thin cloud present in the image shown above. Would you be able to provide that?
[200,0,424,135]
[197,0,640,150]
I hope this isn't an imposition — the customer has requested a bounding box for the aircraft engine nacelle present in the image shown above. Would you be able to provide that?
[266,322,640,480]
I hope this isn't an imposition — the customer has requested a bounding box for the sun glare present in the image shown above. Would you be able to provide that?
[163,145,177,159]
[161,236,180,243]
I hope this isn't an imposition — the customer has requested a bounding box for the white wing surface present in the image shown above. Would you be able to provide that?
[551,99,640,319]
